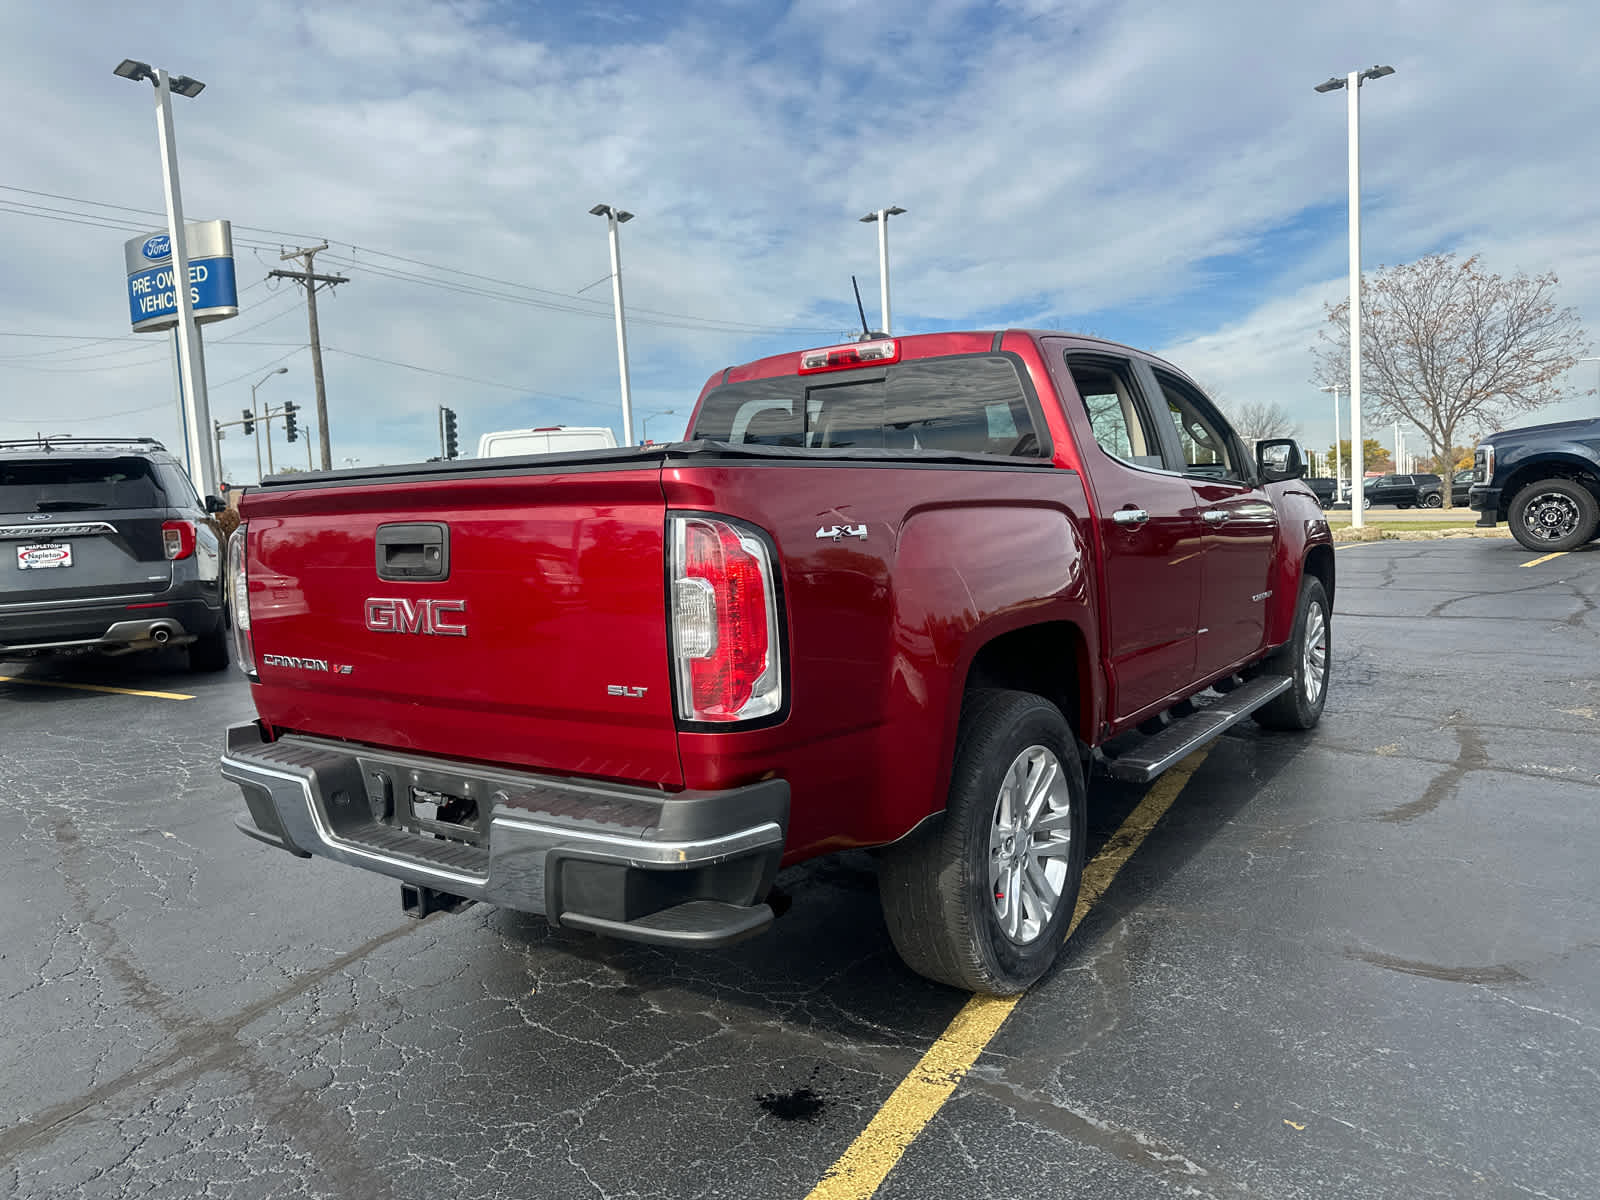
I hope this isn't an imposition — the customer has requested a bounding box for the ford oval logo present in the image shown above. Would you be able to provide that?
[141,234,171,261]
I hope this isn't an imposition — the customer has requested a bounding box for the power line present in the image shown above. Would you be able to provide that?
[323,346,608,408]
[322,252,828,336]
[0,184,324,246]
[0,183,834,337]
[209,345,307,389]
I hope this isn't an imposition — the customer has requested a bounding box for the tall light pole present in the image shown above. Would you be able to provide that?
[641,409,675,443]
[1316,64,1394,528]
[589,204,635,445]
[1320,384,1344,503]
[114,58,216,498]
[858,206,906,336]
[251,367,288,482]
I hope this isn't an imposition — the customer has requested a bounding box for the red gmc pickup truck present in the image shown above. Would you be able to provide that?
[221,331,1333,994]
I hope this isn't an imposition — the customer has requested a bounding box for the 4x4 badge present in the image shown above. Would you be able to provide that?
[816,524,867,542]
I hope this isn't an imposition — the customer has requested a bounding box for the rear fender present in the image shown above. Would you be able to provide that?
[885,500,1097,838]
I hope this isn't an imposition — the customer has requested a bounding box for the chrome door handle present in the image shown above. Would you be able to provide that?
[1112,508,1150,526]
[1202,509,1231,525]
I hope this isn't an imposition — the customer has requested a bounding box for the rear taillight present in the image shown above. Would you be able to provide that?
[227,526,257,680]
[669,515,782,723]
[161,520,196,560]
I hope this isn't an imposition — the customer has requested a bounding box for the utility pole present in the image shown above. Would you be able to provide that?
[213,420,225,485]
[269,243,347,471]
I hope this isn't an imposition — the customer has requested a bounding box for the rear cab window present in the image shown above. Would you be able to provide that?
[689,354,1046,458]
[0,457,166,514]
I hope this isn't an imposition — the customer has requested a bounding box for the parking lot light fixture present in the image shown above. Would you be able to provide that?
[858,206,907,336]
[114,56,216,498]
[589,204,635,445]
[251,367,288,481]
[1316,63,1395,528]
[641,409,675,443]
[1320,385,1344,503]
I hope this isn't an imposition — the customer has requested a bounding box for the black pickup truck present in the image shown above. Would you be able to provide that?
[1470,417,1600,551]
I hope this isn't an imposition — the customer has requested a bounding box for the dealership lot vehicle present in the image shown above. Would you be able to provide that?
[1303,475,1338,506]
[1471,415,1600,550]
[222,331,1333,994]
[4,538,1598,1199]
[475,424,618,456]
[0,437,229,671]
[1360,472,1444,508]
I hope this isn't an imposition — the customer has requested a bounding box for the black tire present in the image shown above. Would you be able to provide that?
[1362,496,1372,510]
[1397,502,1412,510]
[1252,578,1330,731]
[188,622,231,672]
[1423,493,1443,508]
[1507,478,1600,553]
[878,689,1087,995]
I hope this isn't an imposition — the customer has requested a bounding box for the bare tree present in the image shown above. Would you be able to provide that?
[1314,253,1589,508]
[1226,400,1302,442]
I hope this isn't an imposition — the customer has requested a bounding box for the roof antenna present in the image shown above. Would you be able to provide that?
[851,275,872,341]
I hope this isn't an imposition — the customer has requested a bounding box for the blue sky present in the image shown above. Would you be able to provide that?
[2,0,1596,480]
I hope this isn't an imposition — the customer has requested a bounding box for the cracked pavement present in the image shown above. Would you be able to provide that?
[3,538,1598,1198]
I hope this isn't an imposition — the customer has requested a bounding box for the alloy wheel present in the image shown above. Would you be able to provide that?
[1302,601,1329,703]
[988,746,1074,945]
[1524,492,1581,542]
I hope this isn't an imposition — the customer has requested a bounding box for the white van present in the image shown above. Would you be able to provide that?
[474,426,618,458]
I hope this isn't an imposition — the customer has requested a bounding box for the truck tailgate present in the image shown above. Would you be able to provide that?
[242,468,681,788]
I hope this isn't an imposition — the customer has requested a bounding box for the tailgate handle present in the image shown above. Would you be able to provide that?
[375,522,450,581]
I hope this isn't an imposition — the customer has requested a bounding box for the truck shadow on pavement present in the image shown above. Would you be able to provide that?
[479,726,1319,1043]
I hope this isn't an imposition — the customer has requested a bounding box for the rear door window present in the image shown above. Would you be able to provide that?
[0,457,164,513]
[1066,357,1162,469]
[690,355,1042,457]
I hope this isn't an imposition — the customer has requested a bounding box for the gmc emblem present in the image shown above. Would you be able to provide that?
[364,597,468,637]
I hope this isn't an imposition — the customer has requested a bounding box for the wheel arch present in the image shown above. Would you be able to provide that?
[958,619,1095,748]
[1498,455,1600,517]
[1302,543,1335,611]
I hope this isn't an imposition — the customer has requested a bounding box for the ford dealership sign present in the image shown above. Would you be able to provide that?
[123,221,239,333]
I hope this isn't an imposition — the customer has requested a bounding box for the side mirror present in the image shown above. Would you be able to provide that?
[204,494,228,514]
[1256,439,1305,483]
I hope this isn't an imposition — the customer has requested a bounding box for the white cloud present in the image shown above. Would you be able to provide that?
[1,0,1594,484]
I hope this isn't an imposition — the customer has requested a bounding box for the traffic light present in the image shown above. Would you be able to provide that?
[283,400,299,443]
[442,407,459,459]
[241,408,255,436]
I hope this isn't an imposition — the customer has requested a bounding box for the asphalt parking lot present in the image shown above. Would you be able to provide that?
[3,536,1598,1200]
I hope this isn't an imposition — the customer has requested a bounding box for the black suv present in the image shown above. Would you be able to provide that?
[0,437,229,670]
[1470,417,1600,551]
[1359,473,1444,509]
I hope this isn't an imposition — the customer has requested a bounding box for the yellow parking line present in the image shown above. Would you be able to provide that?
[804,748,1212,1200]
[1519,551,1567,568]
[0,675,193,701]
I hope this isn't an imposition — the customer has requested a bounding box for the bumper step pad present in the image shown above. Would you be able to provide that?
[559,899,775,948]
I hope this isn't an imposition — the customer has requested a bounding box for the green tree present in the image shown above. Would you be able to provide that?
[1323,438,1393,477]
